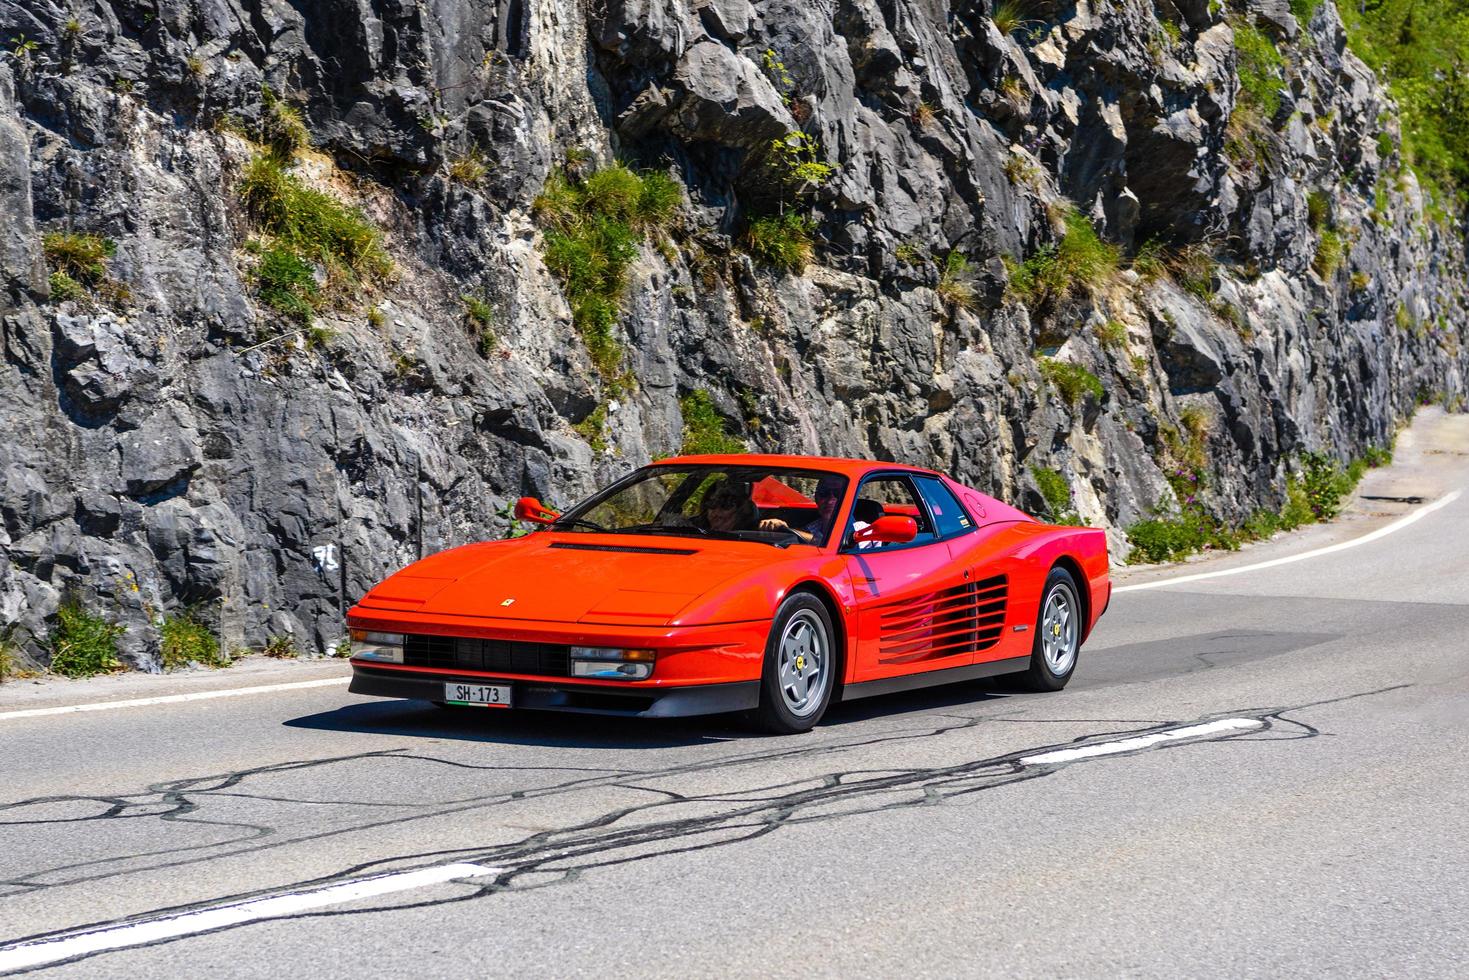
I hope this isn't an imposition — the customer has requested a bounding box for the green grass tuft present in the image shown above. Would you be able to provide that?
[254,246,319,323]
[1298,450,1356,521]
[1131,238,1167,281]
[49,597,125,678]
[1030,465,1080,524]
[1125,514,1219,564]
[48,270,85,302]
[1006,208,1118,307]
[992,0,1031,35]
[744,212,816,273]
[1002,153,1040,186]
[1362,445,1393,468]
[1312,228,1344,278]
[1037,357,1104,406]
[447,151,489,185]
[462,294,494,326]
[1171,244,1217,300]
[1224,103,1280,171]
[1306,190,1330,229]
[263,635,300,659]
[461,295,496,354]
[679,389,747,456]
[1094,319,1128,349]
[531,170,582,230]
[533,164,682,378]
[573,403,610,452]
[581,165,644,220]
[238,155,389,328]
[633,171,683,229]
[259,85,310,158]
[239,156,389,278]
[42,232,129,308]
[42,232,114,284]
[1289,0,1322,23]
[160,611,229,670]
[1231,17,1285,118]
[936,251,978,311]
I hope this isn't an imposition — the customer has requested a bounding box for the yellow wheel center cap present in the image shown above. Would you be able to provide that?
[1053,623,1061,637]
[795,655,806,672]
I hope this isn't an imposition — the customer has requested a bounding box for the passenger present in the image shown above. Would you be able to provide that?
[760,475,844,544]
[699,480,758,532]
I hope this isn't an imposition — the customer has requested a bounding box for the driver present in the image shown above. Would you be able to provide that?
[698,479,758,532]
[759,475,844,544]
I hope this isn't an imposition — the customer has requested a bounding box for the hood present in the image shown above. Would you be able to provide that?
[356,532,781,626]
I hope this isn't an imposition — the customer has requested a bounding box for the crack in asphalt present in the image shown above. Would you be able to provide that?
[0,683,1409,972]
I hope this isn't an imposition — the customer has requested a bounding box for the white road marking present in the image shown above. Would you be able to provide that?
[0,677,350,723]
[1113,489,1462,594]
[0,862,501,973]
[1019,718,1264,766]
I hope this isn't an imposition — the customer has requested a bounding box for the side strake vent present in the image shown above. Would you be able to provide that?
[877,574,1008,664]
[548,542,697,555]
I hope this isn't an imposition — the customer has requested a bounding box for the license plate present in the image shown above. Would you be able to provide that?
[443,682,512,707]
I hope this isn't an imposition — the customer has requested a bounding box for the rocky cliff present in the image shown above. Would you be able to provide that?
[0,0,1464,666]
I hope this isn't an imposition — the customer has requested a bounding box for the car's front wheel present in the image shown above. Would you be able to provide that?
[751,593,836,734]
[1015,567,1082,692]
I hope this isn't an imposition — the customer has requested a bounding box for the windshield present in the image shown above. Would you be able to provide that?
[553,465,850,546]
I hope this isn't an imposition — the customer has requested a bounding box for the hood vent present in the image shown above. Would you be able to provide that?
[549,542,697,556]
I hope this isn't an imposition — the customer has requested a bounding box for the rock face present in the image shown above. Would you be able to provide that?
[0,0,1465,664]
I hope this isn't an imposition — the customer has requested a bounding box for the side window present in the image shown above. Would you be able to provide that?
[848,475,937,549]
[914,476,974,538]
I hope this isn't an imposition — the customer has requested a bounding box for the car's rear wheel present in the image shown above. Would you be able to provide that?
[1015,567,1082,692]
[750,593,836,734]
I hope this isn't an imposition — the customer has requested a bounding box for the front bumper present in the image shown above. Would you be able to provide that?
[350,664,761,718]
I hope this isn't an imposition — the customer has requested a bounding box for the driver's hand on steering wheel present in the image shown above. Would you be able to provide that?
[760,518,812,542]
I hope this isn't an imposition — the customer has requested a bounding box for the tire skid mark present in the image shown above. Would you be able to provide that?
[0,716,982,896]
[0,684,1407,973]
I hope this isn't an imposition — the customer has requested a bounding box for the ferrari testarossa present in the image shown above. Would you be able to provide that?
[346,455,1110,733]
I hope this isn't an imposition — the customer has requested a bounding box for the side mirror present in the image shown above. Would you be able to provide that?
[853,515,918,545]
[514,496,560,525]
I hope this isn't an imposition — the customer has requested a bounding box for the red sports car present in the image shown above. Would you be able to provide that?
[346,455,1110,733]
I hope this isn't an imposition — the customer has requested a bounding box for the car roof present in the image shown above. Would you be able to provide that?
[649,454,944,480]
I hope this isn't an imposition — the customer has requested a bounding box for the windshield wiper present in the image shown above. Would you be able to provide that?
[550,517,612,533]
[619,523,707,537]
[620,524,790,547]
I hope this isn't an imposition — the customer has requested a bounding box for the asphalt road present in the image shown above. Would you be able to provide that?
[2,410,1467,978]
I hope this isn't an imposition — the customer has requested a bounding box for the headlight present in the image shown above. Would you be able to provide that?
[569,646,655,680]
[351,629,404,663]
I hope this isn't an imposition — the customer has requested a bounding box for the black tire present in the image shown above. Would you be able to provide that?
[749,592,837,734]
[1014,567,1082,692]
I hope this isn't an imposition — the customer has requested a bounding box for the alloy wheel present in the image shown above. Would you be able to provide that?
[1041,585,1078,676]
[776,609,828,717]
